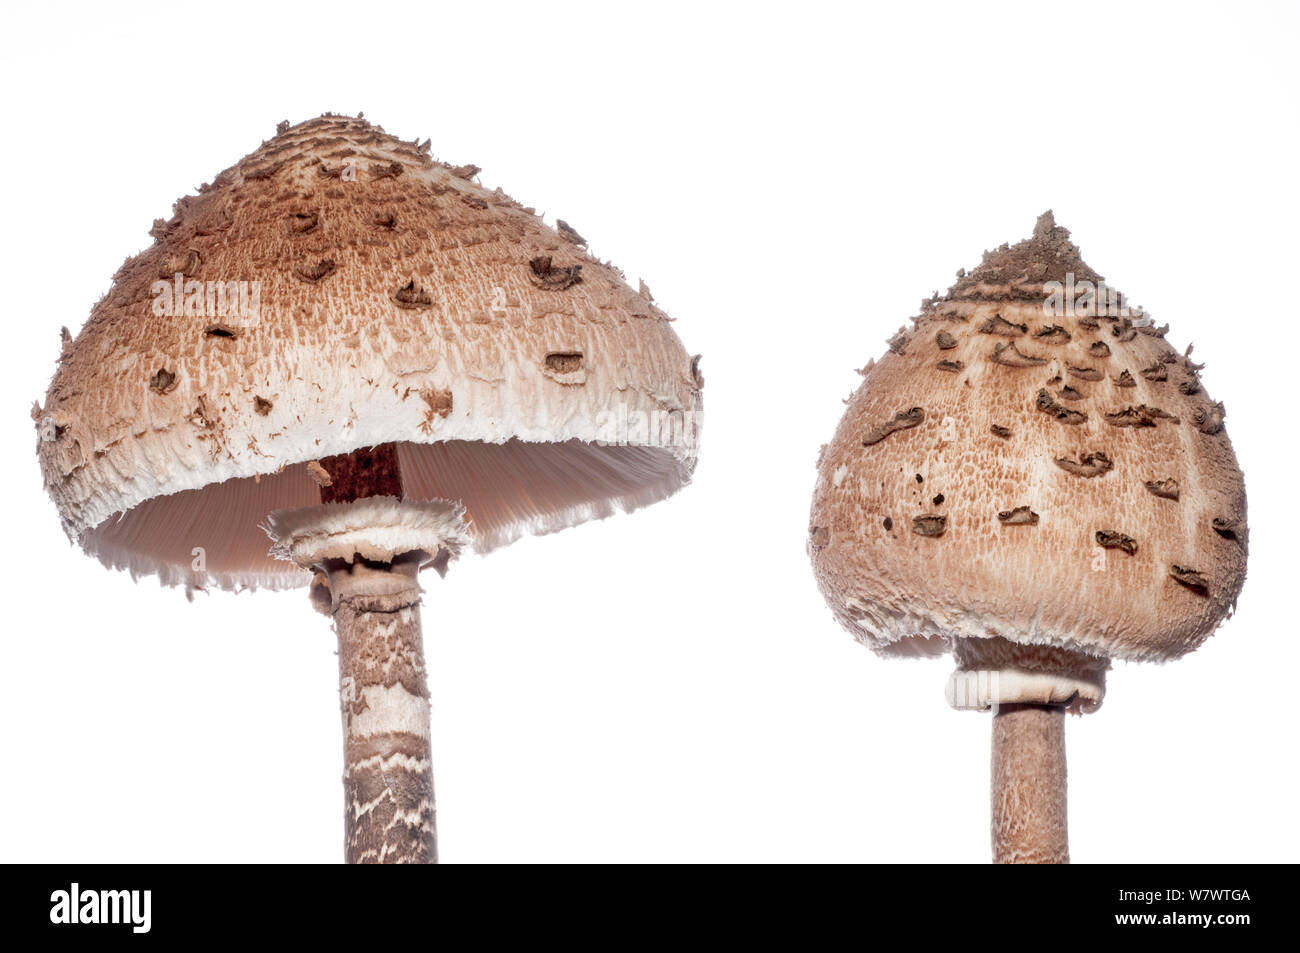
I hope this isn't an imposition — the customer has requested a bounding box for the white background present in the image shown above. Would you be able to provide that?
[1,1,1296,863]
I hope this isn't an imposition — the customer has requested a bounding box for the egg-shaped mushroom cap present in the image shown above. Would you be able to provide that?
[808,213,1246,665]
[36,115,702,591]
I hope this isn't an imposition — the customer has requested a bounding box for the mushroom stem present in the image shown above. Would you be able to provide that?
[314,443,438,863]
[325,553,437,863]
[990,703,1069,864]
[319,443,403,503]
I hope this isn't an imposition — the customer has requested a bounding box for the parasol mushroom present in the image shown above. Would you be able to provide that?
[34,114,703,863]
[807,212,1246,863]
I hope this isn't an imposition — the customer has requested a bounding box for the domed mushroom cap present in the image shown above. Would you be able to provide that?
[35,114,702,590]
[808,213,1246,668]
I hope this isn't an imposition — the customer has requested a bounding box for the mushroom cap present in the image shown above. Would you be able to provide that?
[36,114,702,591]
[808,213,1246,666]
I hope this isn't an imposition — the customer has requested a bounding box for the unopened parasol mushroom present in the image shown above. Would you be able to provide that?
[807,212,1246,863]
[34,114,702,863]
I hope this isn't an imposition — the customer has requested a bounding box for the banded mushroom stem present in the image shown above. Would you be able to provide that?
[317,443,438,864]
[325,554,436,863]
[991,703,1069,864]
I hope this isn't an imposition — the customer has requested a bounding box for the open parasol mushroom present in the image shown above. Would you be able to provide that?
[807,212,1246,863]
[34,114,703,863]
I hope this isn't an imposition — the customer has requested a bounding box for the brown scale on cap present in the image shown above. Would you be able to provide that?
[808,211,1248,669]
[991,341,1048,367]
[1054,451,1112,478]
[1096,530,1138,555]
[979,315,1028,336]
[1066,364,1103,382]
[1145,477,1181,500]
[912,514,947,537]
[997,506,1040,526]
[1035,388,1087,424]
[862,406,925,446]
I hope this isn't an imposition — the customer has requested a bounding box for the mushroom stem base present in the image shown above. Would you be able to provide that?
[327,554,437,864]
[991,703,1069,864]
